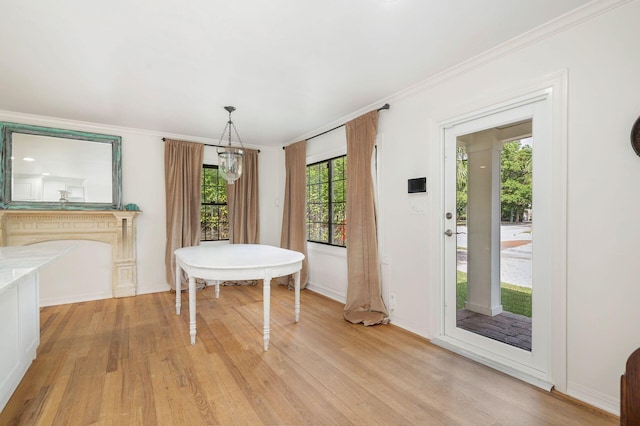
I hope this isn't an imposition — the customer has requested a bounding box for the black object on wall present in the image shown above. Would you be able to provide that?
[408,177,427,193]
[631,114,640,156]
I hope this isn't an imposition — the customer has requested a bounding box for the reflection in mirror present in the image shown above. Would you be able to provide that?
[0,122,122,210]
[12,134,112,203]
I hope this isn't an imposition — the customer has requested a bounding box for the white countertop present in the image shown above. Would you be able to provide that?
[0,244,75,294]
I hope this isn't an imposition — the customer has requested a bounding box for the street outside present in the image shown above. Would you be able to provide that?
[456,223,532,288]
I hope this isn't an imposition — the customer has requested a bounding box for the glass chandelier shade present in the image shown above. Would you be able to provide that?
[218,147,243,183]
[217,106,244,184]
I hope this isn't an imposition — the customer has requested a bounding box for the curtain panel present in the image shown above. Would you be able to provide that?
[224,148,260,286]
[279,140,309,289]
[164,139,204,290]
[344,111,389,325]
[227,148,260,244]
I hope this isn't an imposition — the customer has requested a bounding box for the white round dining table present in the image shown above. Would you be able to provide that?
[174,244,305,350]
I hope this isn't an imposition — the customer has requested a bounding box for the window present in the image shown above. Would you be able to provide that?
[306,155,347,247]
[201,165,229,241]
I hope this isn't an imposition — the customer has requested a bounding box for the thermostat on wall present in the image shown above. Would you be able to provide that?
[408,177,427,193]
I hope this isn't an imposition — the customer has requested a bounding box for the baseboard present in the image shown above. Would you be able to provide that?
[136,283,171,295]
[551,389,619,421]
[40,291,112,307]
[305,282,346,303]
[567,380,619,416]
[39,283,170,306]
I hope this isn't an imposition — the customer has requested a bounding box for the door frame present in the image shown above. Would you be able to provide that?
[431,71,568,392]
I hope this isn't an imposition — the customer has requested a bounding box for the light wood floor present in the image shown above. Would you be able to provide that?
[1,284,617,425]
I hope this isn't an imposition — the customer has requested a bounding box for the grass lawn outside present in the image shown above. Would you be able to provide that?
[456,270,532,317]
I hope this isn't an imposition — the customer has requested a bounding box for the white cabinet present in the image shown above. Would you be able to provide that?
[0,273,39,411]
[0,245,71,412]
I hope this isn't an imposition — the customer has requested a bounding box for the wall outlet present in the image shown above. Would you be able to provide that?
[389,293,396,310]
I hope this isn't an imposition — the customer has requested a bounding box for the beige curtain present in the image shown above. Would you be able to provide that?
[279,140,309,289]
[227,148,260,244]
[164,139,204,291]
[224,148,260,286]
[343,111,389,325]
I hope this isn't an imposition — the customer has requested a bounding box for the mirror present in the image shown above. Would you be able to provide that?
[0,122,122,210]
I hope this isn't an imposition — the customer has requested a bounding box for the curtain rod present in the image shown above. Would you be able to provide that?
[161,138,260,153]
[282,103,390,150]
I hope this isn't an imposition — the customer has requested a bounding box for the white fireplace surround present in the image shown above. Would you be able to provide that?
[0,210,138,298]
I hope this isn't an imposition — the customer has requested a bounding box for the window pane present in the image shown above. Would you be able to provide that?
[308,184,320,203]
[306,156,347,247]
[333,202,346,223]
[332,157,345,180]
[318,202,327,223]
[332,223,346,246]
[308,202,320,222]
[220,222,229,240]
[320,223,329,243]
[321,181,329,203]
[309,164,321,184]
[308,223,320,242]
[201,165,229,242]
[333,180,345,203]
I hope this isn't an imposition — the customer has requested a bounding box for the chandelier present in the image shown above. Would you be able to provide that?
[217,106,244,184]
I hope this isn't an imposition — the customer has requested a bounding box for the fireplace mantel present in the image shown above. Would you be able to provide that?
[0,210,139,298]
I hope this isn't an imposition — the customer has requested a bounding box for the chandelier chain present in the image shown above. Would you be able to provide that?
[217,107,244,149]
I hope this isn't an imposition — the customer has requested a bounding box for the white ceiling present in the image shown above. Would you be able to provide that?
[0,0,592,147]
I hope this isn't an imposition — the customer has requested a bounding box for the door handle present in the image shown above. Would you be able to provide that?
[444,229,454,237]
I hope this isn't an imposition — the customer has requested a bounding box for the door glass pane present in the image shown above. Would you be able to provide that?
[455,126,533,351]
[455,145,468,324]
[499,138,533,350]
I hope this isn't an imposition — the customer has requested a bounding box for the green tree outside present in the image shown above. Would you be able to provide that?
[306,156,347,246]
[500,140,532,222]
[456,140,532,223]
[456,146,468,221]
[201,166,229,241]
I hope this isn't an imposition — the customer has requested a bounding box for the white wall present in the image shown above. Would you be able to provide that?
[290,0,638,414]
[305,0,638,414]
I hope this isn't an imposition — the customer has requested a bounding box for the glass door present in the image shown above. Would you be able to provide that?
[440,99,552,386]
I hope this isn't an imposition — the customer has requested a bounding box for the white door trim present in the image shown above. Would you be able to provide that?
[431,70,568,392]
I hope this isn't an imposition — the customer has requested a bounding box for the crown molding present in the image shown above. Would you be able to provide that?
[291,0,631,145]
[392,0,631,101]
[0,109,269,152]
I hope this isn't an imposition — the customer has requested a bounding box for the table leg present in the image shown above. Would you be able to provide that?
[189,275,197,345]
[294,270,301,322]
[263,273,272,351]
[175,263,182,315]
[215,280,220,298]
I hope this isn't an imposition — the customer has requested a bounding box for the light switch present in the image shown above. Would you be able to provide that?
[410,199,425,215]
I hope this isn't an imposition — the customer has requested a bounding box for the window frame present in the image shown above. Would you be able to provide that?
[306,154,347,248]
[200,164,229,242]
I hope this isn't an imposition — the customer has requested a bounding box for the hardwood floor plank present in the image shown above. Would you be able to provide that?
[0,285,617,425]
[269,304,449,424]
[52,358,93,424]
